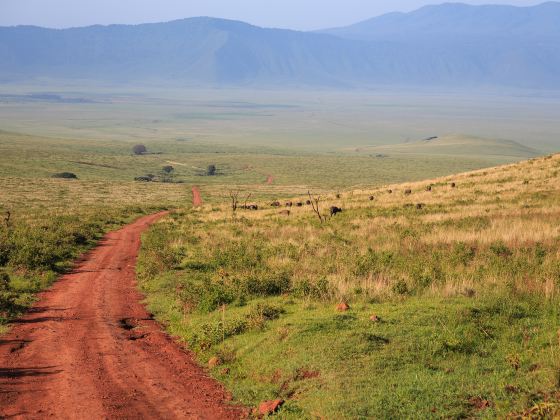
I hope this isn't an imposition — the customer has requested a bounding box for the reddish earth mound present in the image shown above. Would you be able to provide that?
[0,212,246,419]
[266,175,275,185]
[192,186,203,207]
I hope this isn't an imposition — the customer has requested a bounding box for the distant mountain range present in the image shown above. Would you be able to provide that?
[1,2,559,89]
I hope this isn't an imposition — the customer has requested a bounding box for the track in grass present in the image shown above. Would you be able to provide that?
[192,186,203,207]
[0,212,245,419]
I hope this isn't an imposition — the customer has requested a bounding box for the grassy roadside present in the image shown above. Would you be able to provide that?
[139,293,559,418]
[0,205,170,331]
[137,154,560,418]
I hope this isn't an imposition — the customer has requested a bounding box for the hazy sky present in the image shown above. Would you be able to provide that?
[0,0,546,30]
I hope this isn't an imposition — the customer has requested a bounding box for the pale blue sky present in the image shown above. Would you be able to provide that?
[0,0,546,30]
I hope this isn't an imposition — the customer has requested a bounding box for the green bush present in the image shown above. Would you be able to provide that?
[51,172,78,179]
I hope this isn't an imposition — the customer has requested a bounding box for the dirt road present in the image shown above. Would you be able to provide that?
[192,186,203,207]
[0,212,245,419]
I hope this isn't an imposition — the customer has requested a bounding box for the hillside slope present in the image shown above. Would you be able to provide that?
[358,134,540,158]
[1,3,560,88]
[138,153,560,418]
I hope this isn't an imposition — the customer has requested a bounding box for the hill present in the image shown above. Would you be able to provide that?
[1,3,560,88]
[321,2,560,40]
[138,153,560,418]
[357,134,541,159]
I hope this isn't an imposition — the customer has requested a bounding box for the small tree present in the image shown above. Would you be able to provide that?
[308,191,324,223]
[207,164,217,176]
[133,144,147,155]
[229,189,240,213]
[162,165,174,174]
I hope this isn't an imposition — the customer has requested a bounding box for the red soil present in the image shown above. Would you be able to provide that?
[0,212,246,419]
[192,186,203,207]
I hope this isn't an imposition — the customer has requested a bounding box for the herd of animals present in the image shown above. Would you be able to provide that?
[237,182,457,217]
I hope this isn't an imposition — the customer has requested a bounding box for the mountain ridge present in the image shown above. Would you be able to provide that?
[1,3,559,89]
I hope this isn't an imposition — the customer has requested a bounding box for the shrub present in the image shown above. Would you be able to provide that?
[207,164,217,176]
[293,278,332,300]
[132,144,147,155]
[52,172,78,179]
[243,272,291,297]
[246,303,285,329]
[162,165,174,174]
[490,241,512,257]
[392,279,409,295]
[0,272,20,318]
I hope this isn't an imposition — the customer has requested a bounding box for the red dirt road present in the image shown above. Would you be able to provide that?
[192,186,203,207]
[0,212,245,419]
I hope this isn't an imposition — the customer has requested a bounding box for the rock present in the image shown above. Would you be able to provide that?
[208,356,221,368]
[336,302,350,312]
[258,399,284,416]
[369,315,381,322]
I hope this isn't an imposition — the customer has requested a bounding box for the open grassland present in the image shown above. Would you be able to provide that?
[138,154,560,418]
[1,85,560,152]
[1,87,559,414]
[0,125,534,331]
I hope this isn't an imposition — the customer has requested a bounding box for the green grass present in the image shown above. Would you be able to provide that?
[136,154,560,418]
[138,291,560,418]
[2,86,560,416]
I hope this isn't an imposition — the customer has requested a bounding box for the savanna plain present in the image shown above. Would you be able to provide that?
[1,86,560,418]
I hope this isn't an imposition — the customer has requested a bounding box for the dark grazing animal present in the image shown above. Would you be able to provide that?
[330,206,343,217]
[296,202,303,207]
[336,194,341,199]
[271,201,281,207]
[369,196,375,201]
[305,200,312,205]
[387,189,393,194]
[285,202,293,207]
[404,189,412,195]
[451,182,456,188]
[248,204,258,210]
[426,185,432,191]
[416,203,424,210]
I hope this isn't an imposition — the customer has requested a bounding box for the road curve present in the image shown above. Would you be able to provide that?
[0,212,246,419]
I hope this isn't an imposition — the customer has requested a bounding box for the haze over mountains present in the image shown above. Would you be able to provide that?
[1,2,559,89]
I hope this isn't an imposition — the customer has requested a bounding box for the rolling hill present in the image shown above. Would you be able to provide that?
[356,135,541,159]
[1,3,560,88]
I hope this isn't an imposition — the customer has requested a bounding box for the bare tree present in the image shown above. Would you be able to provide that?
[243,193,253,209]
[229,190,240,213]
[308,191,324,223]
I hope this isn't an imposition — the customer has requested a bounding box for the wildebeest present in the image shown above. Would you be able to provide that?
[270,201,281,207]
[279,210,291,216]
[451,182,456,188]
[387,189,393,194]
[306,200,312,205]
[404,189,412,195]
[330,206,343,217]
[416,203,424,210]
[369,196,375,201]
[247,204,258,210]
[336,194,341,199]
[296,202,303,207]
[285,202,293,207]
[426,185,432,192]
